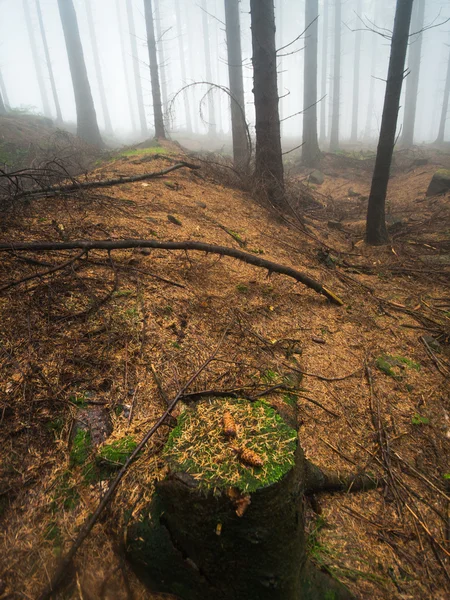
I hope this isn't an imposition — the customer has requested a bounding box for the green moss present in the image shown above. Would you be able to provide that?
[376,354,420,380]
[70,429,92,467]
[120,146,167,158]
[51,471,80,511]
[411,413,430,426]
[236,283,248,294]
[98,435,137,466]
[435,169,450,177]
[69,392,88,408]
[45,417,64,437]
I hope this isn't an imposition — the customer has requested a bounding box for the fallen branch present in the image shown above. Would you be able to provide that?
[15,162,200,199]
[0,239,344,305]
[305,460,381,495]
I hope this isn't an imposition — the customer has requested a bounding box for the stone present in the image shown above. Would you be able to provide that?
[71,406,112,447]
[426,170,450,196]
[309,170,324,185]
[348,188,360,197]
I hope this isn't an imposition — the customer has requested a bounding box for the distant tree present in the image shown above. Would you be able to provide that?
[224,0,249,168]
[143,0,165,139]
[319,0,329,143]
[0,68,10,110]
[350,0,362,142]
[0,89,6,115]
[302,0,321,167]
[23,0,51,118]
[366,0,414,245]
[435,35,450,145]
[175,0,193,132]
[201,0,217,135]
[126,0,148,137]
[84,0,113,135]
[115,0,137,132]
[276,1,285,136]
[154,0,169,126]
[401,0,425,146]
[329,0,341,151]
[364,1,379,140]
[35,0,63,124]
[57,0,102,146]
[250,0,284,205]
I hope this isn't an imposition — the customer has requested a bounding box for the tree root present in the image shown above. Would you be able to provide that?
[305,460,382,495]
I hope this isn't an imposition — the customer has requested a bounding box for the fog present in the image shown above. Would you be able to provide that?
[0,0,449,146]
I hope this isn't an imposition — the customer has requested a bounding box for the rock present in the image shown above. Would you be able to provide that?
[327,220,343,230]
[309,170,324,185]
[413,158,428,167]
[422,335,441,353]
[426,170,450,196]
[167,214,182,226]
[348,188,360,197]
[71,406,112,447]
[196,201,207,209]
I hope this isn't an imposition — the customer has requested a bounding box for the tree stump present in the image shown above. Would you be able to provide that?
[125,398,353,600]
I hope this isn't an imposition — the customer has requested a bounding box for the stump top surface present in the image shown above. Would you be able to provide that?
[164,398,298,493]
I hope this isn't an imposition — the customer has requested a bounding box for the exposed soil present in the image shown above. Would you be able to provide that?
[0,141,449,599]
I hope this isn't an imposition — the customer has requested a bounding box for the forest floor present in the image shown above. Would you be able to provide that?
[0,139,449,599]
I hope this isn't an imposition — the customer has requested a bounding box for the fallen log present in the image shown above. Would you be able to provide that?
[0,239,344,305]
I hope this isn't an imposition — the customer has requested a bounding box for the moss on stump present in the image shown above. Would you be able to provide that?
[126,398,353,600]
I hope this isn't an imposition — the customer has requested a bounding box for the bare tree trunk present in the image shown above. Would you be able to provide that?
[350,0,362,143]
[366,0,414,245]
[35,0,63,124]
[154,0,169,128]
[302,0,320,167]
[126,0,148,137]
[115,0,137,132]
[319,0,328,143]
[277,0,284,138]
[436,36,450,145]
[401,0,425,146]
[224,0,249,168]
[144,0,165,139]
[84,0,113,135]
[201,0,217,136]
[0,68,10,109]
[57,0,102,147]
[329,0,341,151]
[250,0,284,205]
[0,89,6,115]
[23,0,51,118]
[175,0,192,132]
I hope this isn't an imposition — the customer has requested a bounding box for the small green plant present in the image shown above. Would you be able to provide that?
[113,289,134,298]
[236,283,248,294]
[376,355,420,380]
[69,392,88,408]
[262,368,279,383]
[443,473,450,480]
[70,430,92,467]
[45,417,64,437]
[411,413,429,426]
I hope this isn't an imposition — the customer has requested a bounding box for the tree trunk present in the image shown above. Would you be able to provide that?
[0,68,10,109]
[115,0,137,132]
[400,0,425,146]
[302,0,320,167]
[144,0,165,139]
[126,0,148,137]
[23,0,51,119]
[366,0,414,246]
[350,0,362,143]
[0,89,6,115]
[224,0,249,168]
[35,0,63,124]
[436,34,450,145]
[154,0,169,128]
[276,0,284,138]
[175,0,193,132]
[319,0,328,144]
[84,0,113,135]
[329,0,341,151]
[250,0,284,206]
[57,0,103,147]
[201,0,217,136]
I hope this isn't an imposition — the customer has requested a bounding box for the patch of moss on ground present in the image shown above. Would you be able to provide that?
[70,429,92,467]
[435,169,450,177]
[164,399,297,493]
[98,436,137,466]
[51,471,80,511]
[120,146,167,158]
[376,354,420,380]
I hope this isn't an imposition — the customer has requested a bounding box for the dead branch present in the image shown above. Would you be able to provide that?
[304,460,382,495]
[0,239,344,305]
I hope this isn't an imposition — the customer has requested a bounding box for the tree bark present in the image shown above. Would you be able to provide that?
[319,0,328,144]
[175,0,193,132]
[154,0,169,128]
[302,0,321,167]
[250,0,284,206]
[0,68,9,109]
[436,34,450,145]
[329,0,341,151]
[201,0,217,135]
[276,0,284,137]
[84,0,113,136]
[401,0,425,146]
[224,0,249,168]
[23,0,51,119]
[35,0,63,124]
[57,0,103,147]
[350,0,362,143]
[0,89,6,115]
[126,0,148,137]
[144,0,166,139]
[366,0,414,245]
[115,0,137,132]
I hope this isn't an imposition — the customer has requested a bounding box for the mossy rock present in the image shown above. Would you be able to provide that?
[426,170,450,196]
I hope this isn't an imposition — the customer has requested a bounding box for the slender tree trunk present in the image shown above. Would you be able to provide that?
[214,0,223,135]
[84,0,113,135]
[364,1,380,141]
[366,0,414,245]
[57,0,102,147]
[0,89,6,115]
[277,0,284,138]
[302,0,320,167]
[175,0,192,132]
[319,0,328,143]
[154,0,169,128]
[0,68,10,109]
[350,0,362,143]
[436,37,450,145]
[201,0,217,136]
[250,0,284,205]
[144,0,165,139]
[23,0,51,118]
[401,0,425,146]
[115,0,137,132]
[224,0,249,168]
[329,0,341,151]
[35,0,63,124]
[126,0,148,137]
